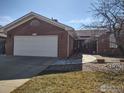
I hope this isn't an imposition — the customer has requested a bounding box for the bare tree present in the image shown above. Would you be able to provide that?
[92,0,124,55]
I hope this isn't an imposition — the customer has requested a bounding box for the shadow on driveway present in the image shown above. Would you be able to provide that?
[0,56,57,80]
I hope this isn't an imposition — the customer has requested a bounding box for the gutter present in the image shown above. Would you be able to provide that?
[67,34,69,57]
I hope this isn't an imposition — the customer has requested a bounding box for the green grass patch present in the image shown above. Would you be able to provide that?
[11,71,124,93]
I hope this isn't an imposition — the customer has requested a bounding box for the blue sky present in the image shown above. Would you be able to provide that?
[0,0,96,29]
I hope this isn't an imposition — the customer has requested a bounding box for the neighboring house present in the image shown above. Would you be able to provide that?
[0,28,6,55]
[75,29,107,54]
[2,12,77,58]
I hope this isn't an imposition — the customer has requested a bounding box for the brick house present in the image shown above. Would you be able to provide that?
[2,12,122,58]
[75,29,107,54]
[2,12,77,58]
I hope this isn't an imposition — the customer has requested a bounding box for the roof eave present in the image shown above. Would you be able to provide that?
[3,12,74,32]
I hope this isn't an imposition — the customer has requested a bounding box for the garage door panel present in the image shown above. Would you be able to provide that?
[14,50,56,57]
[14,36,58,57]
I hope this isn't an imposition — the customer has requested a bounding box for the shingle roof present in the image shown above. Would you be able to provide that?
[75,29,107,37]
[3,12,74,32]
[2,12,77,38]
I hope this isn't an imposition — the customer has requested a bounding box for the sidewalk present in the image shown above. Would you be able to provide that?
[82,54,124,63]
[0,79,29,93]
[93,55,124,63]
[82,55,96,63]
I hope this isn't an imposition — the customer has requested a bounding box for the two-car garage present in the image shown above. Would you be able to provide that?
[4,12,76,58]
[14,36,58,57]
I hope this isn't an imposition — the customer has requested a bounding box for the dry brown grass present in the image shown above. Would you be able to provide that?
[11,71,124,93]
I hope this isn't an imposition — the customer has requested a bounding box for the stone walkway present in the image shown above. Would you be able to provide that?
[82,62,124,72]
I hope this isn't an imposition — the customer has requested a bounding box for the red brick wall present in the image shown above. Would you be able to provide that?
[98,33,110,53]
[98,32,122,56]
[5,18,69,58]
[69,35,75,56]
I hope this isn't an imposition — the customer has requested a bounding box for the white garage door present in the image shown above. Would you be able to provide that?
[14,36,58,57]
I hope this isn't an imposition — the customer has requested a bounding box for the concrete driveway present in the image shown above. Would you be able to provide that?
[0,56,57,93]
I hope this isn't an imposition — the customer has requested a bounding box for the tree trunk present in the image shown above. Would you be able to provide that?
[115,32,124,56]
[118,44,124,56]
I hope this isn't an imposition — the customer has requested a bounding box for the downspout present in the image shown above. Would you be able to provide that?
[96,40,98,53]
[67,34,69,58]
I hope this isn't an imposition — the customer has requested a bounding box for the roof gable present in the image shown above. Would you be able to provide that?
[3,12,74,32]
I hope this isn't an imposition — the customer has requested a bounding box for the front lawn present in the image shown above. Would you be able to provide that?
[11,71,124,93]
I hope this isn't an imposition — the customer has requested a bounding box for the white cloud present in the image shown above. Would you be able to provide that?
[68,17,95,25]
[0,16,13,26]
